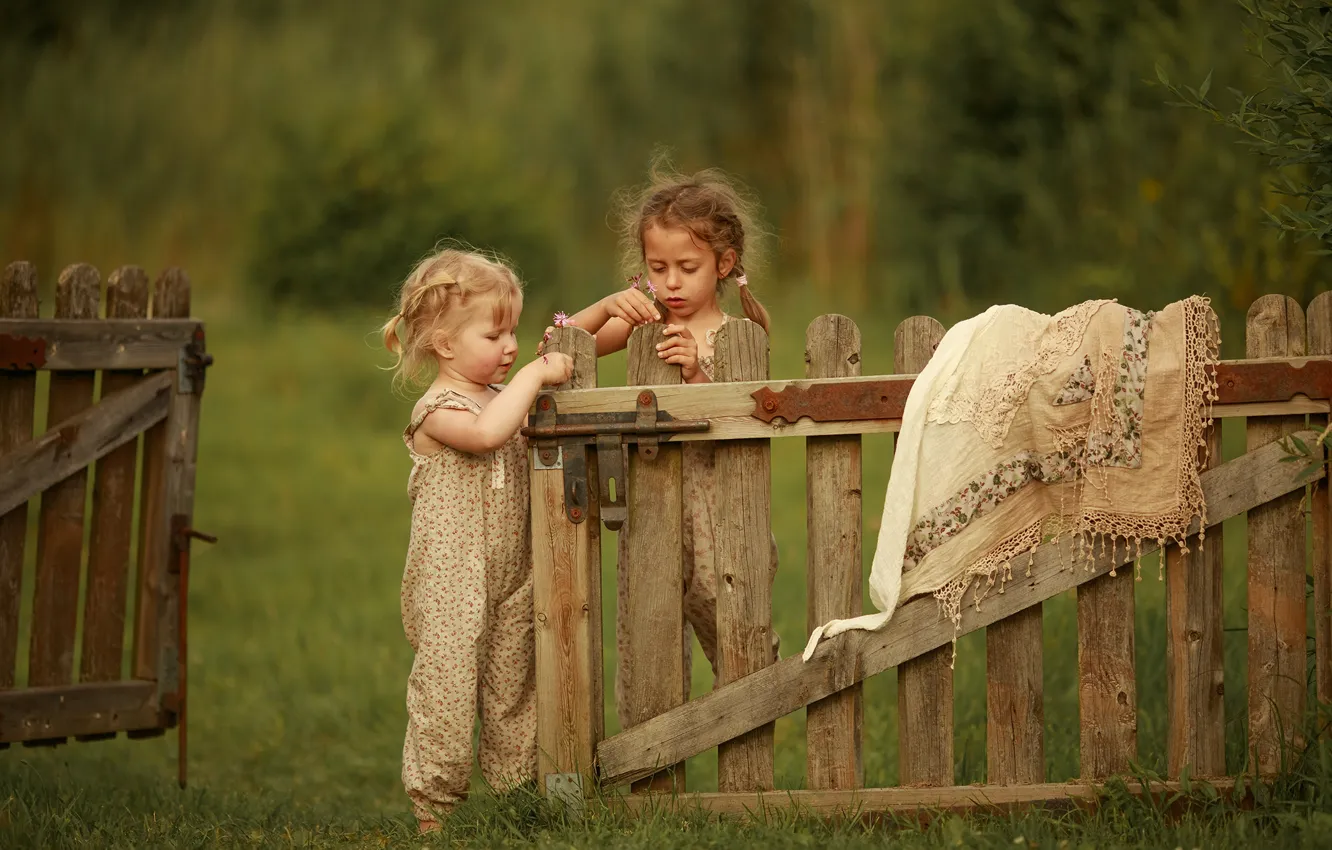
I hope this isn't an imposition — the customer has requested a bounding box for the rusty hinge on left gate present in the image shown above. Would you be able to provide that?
[523,390,709,531]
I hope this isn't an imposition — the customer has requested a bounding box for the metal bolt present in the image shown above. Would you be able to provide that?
[569,507,583,521]
[539,397,552,410]
[638,391,653,406]
[763,399,777,412]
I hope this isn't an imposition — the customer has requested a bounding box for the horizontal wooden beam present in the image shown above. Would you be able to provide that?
[0,680,160,742]
[617,778,1241,818]
[0,370,173,516]
[596,432,1321,787]
[545,358,1332,442]
[0,318,202,371]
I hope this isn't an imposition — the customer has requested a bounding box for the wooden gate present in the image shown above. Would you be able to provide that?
[529,293,1332,816]
[0,261,210,786]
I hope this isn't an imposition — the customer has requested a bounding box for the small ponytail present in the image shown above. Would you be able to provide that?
[734,272,770,334]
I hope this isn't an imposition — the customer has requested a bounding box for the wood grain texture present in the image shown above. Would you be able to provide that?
[1077,562,1136,779]
[1308,292,1332,714]
[1165,424,1225,778]
[894,316,952,787]
[0,680,158,742]
[0,318,201,370]
[81,267,150,686]
[28,264,99,690]
[622,322,686,792]
[805,314,863,790]
[0,370,172,517]
[987,604,1044,785]
[542,370,1330,443]
[132,270,190,681]
[531,327,602,789]
[596,432,1317,788]
[0,262,39,691]
[617,778,1241,819]
[155,270,200,704]
[712,320,775,792]
[1245,294,1308,774]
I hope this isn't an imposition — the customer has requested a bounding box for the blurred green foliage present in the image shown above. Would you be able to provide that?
[1163,0,1332,245]
[1,0,1329,327]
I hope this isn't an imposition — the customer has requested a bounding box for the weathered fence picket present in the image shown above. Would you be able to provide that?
[894,316,953,787]
[620,323,686,792]
[1246,295,1309,774]
[1307,292,1332,714]
[713,320,775,792]
[804,314,864,790]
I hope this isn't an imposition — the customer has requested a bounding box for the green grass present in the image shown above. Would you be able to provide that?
[3,289,1332,847]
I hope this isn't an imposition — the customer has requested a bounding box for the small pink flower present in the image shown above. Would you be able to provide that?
[626,273,644,290]
[644,279,657,295]
[552,311,573,328]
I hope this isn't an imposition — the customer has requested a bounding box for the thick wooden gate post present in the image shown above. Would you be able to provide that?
[895,316,953,786]
[132,270,191,693]
[714,319,775,792]
[0,263,39,709]
[1308,292,1332,716]
[531,327,601,802]
[805,314,864,790]
[1246,295,1308,773]
[622,323,686,792]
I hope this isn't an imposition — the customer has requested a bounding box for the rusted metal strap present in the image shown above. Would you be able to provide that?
[749,358,1332,425]
[0,333,45,368]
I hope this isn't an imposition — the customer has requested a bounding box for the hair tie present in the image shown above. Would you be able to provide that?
[736,274,749,287]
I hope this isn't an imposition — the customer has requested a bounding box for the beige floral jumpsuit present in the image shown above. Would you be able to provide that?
[399,389,537,824]
[613,317,781,728]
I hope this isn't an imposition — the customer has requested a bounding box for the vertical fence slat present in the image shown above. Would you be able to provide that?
[894,316,952,786]
[532,327,602,793]
[28,264,100,696]
[714,319,775,792]
[155,270,197,718]
[81,267,149,688]
[986,608,1044,784]
[1165,420,1225,778]
[132,270,189,685]
[621,323,685,792]
[805,314,863,790]
[1246,294,1308,773]
[0,262,39,699]
[1077,563,1137,776]
[1309,292,1332,715]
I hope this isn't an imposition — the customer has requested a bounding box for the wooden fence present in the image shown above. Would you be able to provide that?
[528,293,1332,816]
[0,261,210,787]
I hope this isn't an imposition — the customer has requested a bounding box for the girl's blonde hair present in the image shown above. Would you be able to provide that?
[380,247,523,390]
[615,155,771,333]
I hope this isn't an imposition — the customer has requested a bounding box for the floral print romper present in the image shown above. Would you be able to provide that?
[399,389,537,823]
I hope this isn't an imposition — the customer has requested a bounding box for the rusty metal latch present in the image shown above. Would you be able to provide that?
[168,515,217,790]
[523,390,709,530]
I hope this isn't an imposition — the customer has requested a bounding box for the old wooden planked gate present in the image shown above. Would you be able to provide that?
[529,293,1332,816]
[0,261,210,787]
